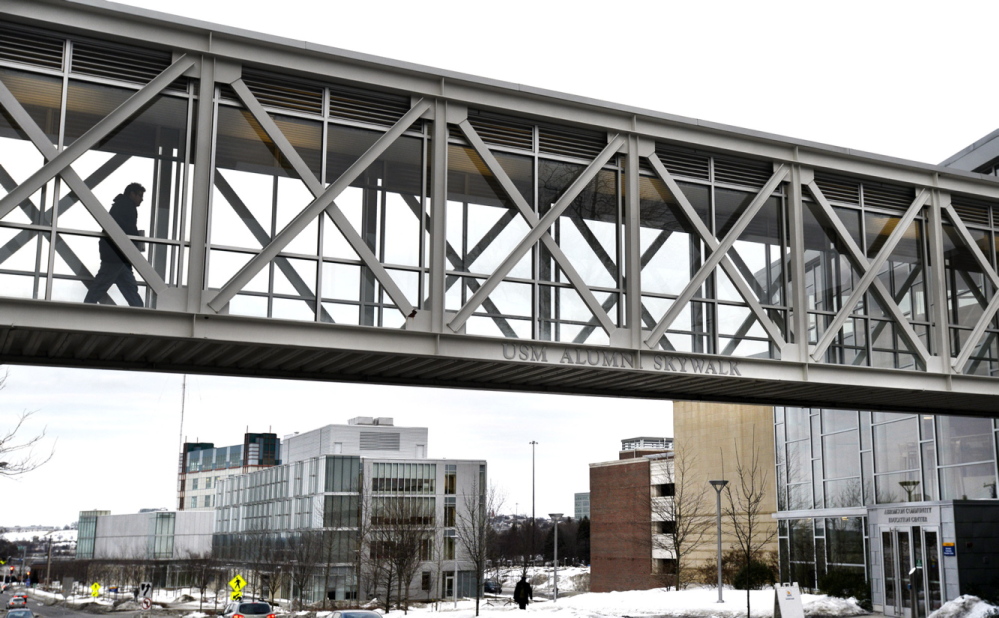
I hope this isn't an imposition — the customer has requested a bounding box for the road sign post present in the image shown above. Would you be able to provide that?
[229,574,246,601]
[90,582,101,598]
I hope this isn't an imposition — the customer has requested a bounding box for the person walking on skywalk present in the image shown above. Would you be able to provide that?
[84,182,146,307]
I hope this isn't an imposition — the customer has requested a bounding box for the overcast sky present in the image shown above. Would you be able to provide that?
[3,0,998,527]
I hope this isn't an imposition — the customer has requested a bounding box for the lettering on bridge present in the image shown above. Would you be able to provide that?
[499,344,741,376]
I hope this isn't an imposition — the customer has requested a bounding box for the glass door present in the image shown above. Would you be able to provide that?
[882,528,913,618]
[443,573,454,599]
[923,529,942,614]
[883,531,897,614]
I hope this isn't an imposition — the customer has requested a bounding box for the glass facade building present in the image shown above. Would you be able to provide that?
[178,432,280,511]
[775,407,999,616]
[213,454,486,603]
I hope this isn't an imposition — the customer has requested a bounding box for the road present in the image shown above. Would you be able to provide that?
[2,586,144,618]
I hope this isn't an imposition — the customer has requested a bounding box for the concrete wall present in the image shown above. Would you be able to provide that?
[953,501,999,599]
[93,511,213,559]
[673,401,778,572]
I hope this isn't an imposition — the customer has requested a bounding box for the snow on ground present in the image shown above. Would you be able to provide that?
[376,587,868,618]
[18,570,999,618]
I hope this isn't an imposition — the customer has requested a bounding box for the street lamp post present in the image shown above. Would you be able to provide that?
[549,513,563,602]
[529,441,538,566]
[709,480,728,603]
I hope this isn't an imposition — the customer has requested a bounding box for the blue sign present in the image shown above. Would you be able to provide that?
[942,543,956,556]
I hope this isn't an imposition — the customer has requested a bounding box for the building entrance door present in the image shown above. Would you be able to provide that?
[880,526,942,618]
[443,573,454,599]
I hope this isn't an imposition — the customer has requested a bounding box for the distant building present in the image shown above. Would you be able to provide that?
[177,432,280,511]
[620,437,673,459]
[574,492,590,520]
[282,416,429,462]
[214,454,485,603]
[209,416,482,603]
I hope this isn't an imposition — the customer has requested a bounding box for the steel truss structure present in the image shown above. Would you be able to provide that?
[1,0,999,414]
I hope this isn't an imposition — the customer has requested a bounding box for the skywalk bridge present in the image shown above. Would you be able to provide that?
[2,0,999,415]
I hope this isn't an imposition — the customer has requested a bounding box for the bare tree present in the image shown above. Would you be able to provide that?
[288,531,324,609]
[723,431,778,618]
[186,551,221,612]
[0,370,53,477]
[649,448,712,589]
[454,482,503,616]
[364,497,435,613]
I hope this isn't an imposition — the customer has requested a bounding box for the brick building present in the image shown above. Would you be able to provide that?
[589,402,777,593]
[589,437,673,592]
[590,456,656,592]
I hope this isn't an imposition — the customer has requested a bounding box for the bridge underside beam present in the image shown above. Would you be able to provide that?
[0,298,994,416]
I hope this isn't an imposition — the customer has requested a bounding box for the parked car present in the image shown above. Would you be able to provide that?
[222,602,275,618]
[483,579,502,594]
[330,612,382,618]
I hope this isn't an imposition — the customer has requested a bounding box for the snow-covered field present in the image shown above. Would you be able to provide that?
[14,564,999,618]
[2,528,77,545]
[20,581,999,618]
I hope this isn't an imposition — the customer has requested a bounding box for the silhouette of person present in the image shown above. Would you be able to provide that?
[84,182,146,307]
[514,575,532,610]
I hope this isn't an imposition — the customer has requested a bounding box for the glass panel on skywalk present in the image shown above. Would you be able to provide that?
[0,35,192,309]
[944,196,999,376]
[802,173,928,370]
[446,144,534,339]
[445,116,623,343]
[322,129,426,328]
[211,103,324,321]
[539,163,620,345]
[209,79,429,326]
[641,146,788,358]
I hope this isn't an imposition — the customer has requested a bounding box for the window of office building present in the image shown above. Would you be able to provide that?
[444,496,456,527]
[153,512,175,559]
[371,462,436,494]
[325,456,361,492]
[444,529,456,560]
[370,496,435,526]
[444,464,456,495]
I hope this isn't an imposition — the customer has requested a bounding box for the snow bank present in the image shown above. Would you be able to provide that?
[929,595,999,618]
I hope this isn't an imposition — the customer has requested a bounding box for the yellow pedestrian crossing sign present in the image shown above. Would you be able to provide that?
[91,582,101,597]
[229,574,246,591]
